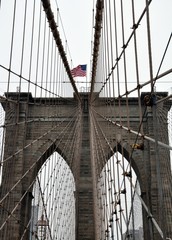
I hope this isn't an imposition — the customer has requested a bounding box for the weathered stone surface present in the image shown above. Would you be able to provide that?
[0,92,171,240]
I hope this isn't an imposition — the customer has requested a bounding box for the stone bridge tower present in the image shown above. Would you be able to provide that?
[0,92,171,240]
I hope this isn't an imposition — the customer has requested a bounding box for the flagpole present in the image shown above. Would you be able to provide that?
[86,67,87,92]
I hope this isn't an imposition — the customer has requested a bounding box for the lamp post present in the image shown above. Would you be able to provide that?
[36,214,48,240]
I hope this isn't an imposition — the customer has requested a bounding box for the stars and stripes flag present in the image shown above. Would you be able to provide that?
[71,64,87,77]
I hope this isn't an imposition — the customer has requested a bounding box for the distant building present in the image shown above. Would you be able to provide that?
[122,227,143,240]
[30,205,39,240]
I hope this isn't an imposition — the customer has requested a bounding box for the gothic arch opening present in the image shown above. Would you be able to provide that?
[98,151,143,240]
[168,106,172,170]
[30,152,76,240]
[0,105,5,185]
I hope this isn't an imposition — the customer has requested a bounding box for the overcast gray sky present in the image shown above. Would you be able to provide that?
[53,0,172,93]
[52,0,93,75]
[0,0,171,94]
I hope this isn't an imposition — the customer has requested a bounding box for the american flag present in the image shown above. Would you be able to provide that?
[71,65,87,77]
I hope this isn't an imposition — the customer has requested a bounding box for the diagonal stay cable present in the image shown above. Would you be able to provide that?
[92,108,172,150]
[90,0,104,100]
[0,107,77,128]
[90,109,126,235]
[0,114,78,233]
[91,0,153,103]
[1,106,78,164]
[36,177,53,240]
[41,0,81,103]
[0,65,73,101]
[91,106,165,239]
[0,108,80,204]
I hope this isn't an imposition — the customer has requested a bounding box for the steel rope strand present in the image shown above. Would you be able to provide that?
[0,108,79,236]
[91,104,166,238]
[1,106,78,164]
[94,0,153,99]
[41,0,81,102]
[90,109,126,238]
[0,109,79,204]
